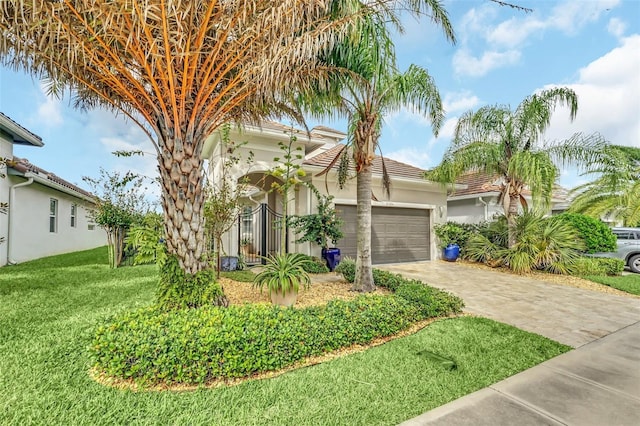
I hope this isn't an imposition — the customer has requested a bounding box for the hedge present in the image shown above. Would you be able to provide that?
[572,257,625,276]
[556,214,617,254]
[91,257,464,385]
[91,289,462,385]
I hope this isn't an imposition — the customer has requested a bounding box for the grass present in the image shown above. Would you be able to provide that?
[0,247,570,425]
[220,269,256,282]
[586,274,640,295]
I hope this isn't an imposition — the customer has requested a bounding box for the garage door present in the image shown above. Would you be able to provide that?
[335,205,431,264]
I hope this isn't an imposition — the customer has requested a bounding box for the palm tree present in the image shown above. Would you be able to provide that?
[302,1,454,291]
[569,145,640,226]
[0,0,392,304]
[425,88,607,248]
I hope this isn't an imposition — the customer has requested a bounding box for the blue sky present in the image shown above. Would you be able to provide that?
[1,0,638,197]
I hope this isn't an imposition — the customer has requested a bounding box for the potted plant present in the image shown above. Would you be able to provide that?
[434,222,471,262]
[253,253,312,307]
[289,194,344,271]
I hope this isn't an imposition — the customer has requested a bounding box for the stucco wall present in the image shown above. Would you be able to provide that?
[0,136,12,265]
[207,133,448,263]
[6,176,106,265]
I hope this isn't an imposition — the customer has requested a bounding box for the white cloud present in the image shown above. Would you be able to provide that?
[607,17,627,38]
[453,49,521,77]
[36,84,63,126]
[486,17,546,48]
[443,91,480,114]
[543,35,640,148]
[456,0,622,77]
[549,0,620,35]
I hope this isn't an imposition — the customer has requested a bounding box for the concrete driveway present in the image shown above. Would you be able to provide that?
[377,261,640,425]
[379,261,640,348]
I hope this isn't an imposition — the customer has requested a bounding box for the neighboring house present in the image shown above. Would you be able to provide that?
[446,171,569,224]
[0,112,106,266]
[203,122,450,265]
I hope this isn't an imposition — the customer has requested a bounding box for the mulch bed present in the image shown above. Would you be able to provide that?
[219,273,392,307]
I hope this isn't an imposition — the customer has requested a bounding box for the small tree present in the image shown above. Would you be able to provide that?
[267,128,310,254]
[289,193,343,251]
[83,168,151,268]
[203,124,253,278]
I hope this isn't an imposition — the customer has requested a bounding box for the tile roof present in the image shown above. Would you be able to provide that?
[303,144,427,180]
[450,171,567,201]
[10,157,95,200]
[450,171,502,197]
[0,112,43,146]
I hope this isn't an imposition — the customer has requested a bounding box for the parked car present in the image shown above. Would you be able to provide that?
[592,227,640,273]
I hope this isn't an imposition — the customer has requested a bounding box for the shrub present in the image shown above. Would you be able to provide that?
[156,256,228,309]
[396,281,464,317]
[297,254,330,274]
[572,257,624,276]
[555,213,617,254]
[335,257,355,283]
[434,222,475,251]
[372,269,406,291]
[91,293,461,385]
[253,253,312,295]
[125,212,166,266]
[465,212,584,274]
[93,263,464,386]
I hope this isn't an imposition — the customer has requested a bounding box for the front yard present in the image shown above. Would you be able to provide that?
[0,247,569,425]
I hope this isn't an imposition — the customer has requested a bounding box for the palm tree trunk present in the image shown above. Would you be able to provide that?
[353,163,375,292]
[157,135,208,276]
[507,193,520,248]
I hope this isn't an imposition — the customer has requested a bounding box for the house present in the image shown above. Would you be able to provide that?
[0,112,106,266]
[203,122,450,265]
[446,171,569,224]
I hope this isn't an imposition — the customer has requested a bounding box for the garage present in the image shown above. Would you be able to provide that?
[335,205,431,264]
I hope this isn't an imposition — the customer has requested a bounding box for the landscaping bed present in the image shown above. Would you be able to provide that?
[91,260,464,387]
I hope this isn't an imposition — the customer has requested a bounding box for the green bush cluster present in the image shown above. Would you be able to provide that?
[156,256,227,309]
[91,288,463,385]
[572,257,625,276]
[434,222,477,251]
[298,254,330,274]
[335,257,355,282]
[556,213,617,254]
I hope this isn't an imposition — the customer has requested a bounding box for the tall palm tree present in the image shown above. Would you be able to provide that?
[302,1,454,291]
[569,145,640,226]
[0,0,391,304]
[426,88,607,247]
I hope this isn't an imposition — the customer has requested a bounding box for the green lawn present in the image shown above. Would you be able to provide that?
[586,273,640,295]
[0,247,570,425]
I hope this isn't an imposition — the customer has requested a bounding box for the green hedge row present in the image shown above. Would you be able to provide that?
[91,288,463,385]
[91,257,463,385]
[572,257,625,276]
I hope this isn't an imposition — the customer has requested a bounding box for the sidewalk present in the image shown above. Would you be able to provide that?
[400,321,640,426]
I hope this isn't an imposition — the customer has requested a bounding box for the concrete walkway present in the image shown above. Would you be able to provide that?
[377,261,640,425]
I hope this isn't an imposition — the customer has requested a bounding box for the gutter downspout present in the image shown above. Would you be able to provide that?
[478,196,489,221]
[7,175,34,265]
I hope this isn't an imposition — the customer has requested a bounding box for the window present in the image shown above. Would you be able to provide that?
[70,204,77,228]
[49,198,58,233]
